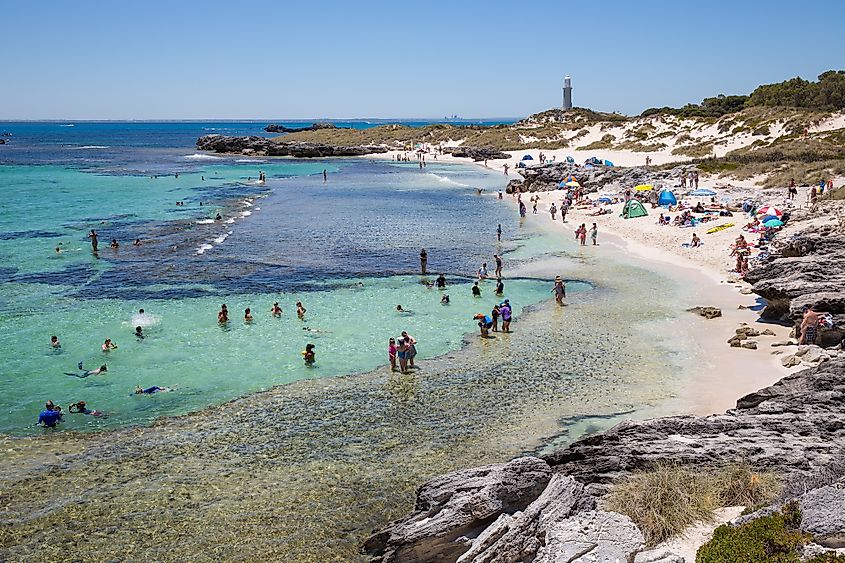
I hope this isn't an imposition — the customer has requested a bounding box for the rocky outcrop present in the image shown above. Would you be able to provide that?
[511,162,698,193]
[744,224,845,348]
[445,147,510,162]
[195,134,388,158]
[264,122,343,133]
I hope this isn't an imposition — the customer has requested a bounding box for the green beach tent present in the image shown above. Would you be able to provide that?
[621,199,648,219]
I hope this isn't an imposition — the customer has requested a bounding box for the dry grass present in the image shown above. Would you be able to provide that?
[604,462,781,546]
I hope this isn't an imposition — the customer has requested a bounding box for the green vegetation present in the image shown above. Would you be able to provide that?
[605,463,781,546]
[696,502,808,563]
[642,94,749,118]
[581,134,616,150]
[748,71,845,111]
[672,141,715,158]
[806,554,845,563]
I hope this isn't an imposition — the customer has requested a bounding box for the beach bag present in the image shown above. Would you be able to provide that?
[818,313,834,329]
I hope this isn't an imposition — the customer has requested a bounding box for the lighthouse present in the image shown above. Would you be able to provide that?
[562,76,573,110]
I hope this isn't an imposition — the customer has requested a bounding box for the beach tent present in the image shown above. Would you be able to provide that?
[634,184,653,191]
[566,156,575,164]
[521,154,534,161]
[658,189,677,206]
[689,188,717,197]
[604,160,614,167]
[621,199,648,219]
[558,181,567,188]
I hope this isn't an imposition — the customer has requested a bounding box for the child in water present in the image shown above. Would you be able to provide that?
[388,338,397,371]
[302,343,316,365]
[102,339,117,352]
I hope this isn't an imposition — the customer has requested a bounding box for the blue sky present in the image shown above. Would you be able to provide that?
[2,0,844,119]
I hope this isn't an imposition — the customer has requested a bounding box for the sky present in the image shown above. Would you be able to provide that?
[2,0,844,120]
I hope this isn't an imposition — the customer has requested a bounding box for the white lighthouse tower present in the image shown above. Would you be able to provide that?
[562,76,573,110]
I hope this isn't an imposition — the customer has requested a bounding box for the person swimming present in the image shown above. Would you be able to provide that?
[102,338,117,352]
[396,304,413,314]
[64,364,107,378]
[441,294,450,304]
[135,326,144,339]
[134,385,173,394]
[68,401,105,417]
[50,335,61,348]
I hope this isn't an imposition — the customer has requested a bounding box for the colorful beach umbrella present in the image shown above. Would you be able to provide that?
[763,218,784,228]
[634,184,653,191]
[756,205,783,218]
[565,180,581,188]
[598,197,612,203]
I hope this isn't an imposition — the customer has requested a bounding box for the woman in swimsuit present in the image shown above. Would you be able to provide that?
[396,338,408,374]
[388,338,397,371]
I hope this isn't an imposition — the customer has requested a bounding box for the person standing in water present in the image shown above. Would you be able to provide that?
[323,169,327,182]
[88,230,98,253]
[218,304,228,324]
[551,276,566,305]
[435,273,446,289]
[495,278,504,295]
[500,300,512,332]
[419,248,427,274]
[472,282,481,297]
[496,224,502,241]
[271,302,283,316]
[50,335,61,349]
[590,223,598,246]
[296,301,307,320]
[244,308,253,323]
[388,338,397,372]
[491,304,500,332]
[494,254,503,278]
[302,343,316,365]
[401,331,417,369]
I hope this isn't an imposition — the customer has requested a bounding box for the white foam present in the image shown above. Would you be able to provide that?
[131,312,161,328]
[426,172,469,187]
[225,218,235,224]
[196,243,213,255]
[241,200,254,207]
[60,124,75,127]
[213,233,230,244]
[72,145,110,150]
[183,153,221,160]
[240,211,252,217]
[235,159,267,163]
[195,219,214,224]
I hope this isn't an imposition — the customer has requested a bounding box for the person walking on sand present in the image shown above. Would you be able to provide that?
[560,200,569,223]
[551,276,566,305]
[532,198,538,214]
[419,248,427,274]
[503,163,509,175]
[550,202,557,221]
[589,223,598,246]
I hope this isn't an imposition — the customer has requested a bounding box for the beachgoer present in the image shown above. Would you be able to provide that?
[50,335,61,348]
[472,282,481,297]
[691,233,701,247]
[440,294,450,304]
[560,201,568,222]
[55,246,62,254]
[435,273,446,289]
[500,300,512,332]
[135,326,144,339]
[551,276,566,305]
[135,385,172,394]
[477,263,488,279]
[550,203,557,221]
[494,254,503,278]
[271,302,283,316]
[244,308,253,322]
[800,305,820,345]
[69,401,104,417]
[110,239,119,249]
[302,343,316,365]
[532,199,538,214]
[388,338,397,371]
[496,224,502,241]
[296,301,306,320]
[474,313,493,337]
[503,163,509,175]
[37,406,62,427]
[396,304,412,314]
[519,201,527,217]
[495,278,504,295]
[215,213,222,221]
[491,304,500,332]
[88,230,98,252]
[498,190,503,200]
[589,223,598,246]
[396,338,408,374]
[419,248,427,274]
[400,331,417,369]
[218,304,228,324]
[102,338,117,352]
[133,238,141,246]
[65,364,107,378]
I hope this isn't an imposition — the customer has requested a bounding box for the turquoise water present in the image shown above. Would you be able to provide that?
[0,127,575,434]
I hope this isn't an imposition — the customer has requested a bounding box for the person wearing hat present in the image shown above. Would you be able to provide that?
[474,313,493,338]
[499,300,512,332]
[551,276,566,305]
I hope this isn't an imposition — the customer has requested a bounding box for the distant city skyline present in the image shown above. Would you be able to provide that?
[2,0,844,120]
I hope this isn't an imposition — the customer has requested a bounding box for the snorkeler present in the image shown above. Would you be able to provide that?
[68,401,105,417]
[64,364,107,378]
[134,385,173,394]
[396,304,413,314]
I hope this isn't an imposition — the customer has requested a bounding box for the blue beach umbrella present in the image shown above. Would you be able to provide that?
[689,188,716,197]
[521,154,534,161]
[763,218,784,228]
[598,197,612,203]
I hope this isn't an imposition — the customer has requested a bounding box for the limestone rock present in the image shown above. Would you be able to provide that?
[196,134,388,158]
[796,345,831,364]
[533,511,644,563]
[446,147,510,162]
[688,306,722,319]
[741,341,758,350]
[634,548,686,563]
[799,480,845,548]
[364,456,553,562]
[736,326,761,337]
[264,122,340,133]
[782,354,802,367]
[772,340,796,347]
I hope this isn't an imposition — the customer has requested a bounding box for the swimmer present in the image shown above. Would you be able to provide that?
[435,274,447,289]
[110,239,119,249]
[135,326,144,339]
[472,282,481,297]
[102,338,117,352]
[64,364,107,378]
[296,301,306,320]
[244,308,253,322]
[441,294,450,304]
[133,238,142,246]
[55,246,62,254]
[302,343,316,365]
[50,335,61,349]
[495,278,504,295]
[302,326,328,334]
[271,302,283,316]
[218,304,229,323]
[68,401,104,417]
[134,385,173,394]
[396,304,413,314]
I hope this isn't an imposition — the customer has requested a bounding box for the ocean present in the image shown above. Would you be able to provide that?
[0,120,699,560]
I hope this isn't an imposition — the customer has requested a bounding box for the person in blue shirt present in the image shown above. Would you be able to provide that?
[37,403,63,427]
[474,313,494,338]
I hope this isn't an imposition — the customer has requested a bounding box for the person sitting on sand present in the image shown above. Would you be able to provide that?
[135,385,173,394]
[302,343,316,365]
[691,233,701,247]
[271,302,283,316]
[102,338,117,352]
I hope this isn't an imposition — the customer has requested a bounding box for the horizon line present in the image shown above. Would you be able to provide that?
[0,116,526,123]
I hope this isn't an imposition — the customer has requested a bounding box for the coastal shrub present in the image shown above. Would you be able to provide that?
[605,464,717,545]
[696,501,808,563]
[581,134,615,150]
[806,554,845,562]
[714,462,781,507]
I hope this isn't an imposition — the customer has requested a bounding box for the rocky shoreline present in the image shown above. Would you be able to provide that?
[196,134,389,158]
[364,217,845,562]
